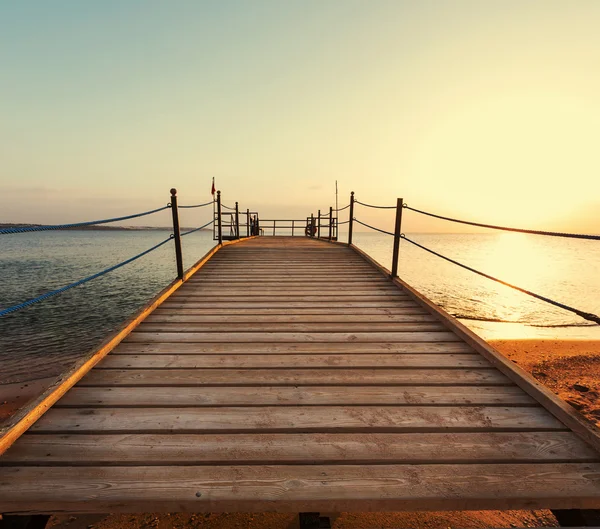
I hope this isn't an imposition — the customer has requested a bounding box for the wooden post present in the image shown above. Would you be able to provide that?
[310,214,314,237]
[390,197,404,278]
[256,213,260,235]
[328,206,333,241]
[273,220,276,236]
[246,209,250,237]
[216,190,223,244]
[348,191,354,246]
[235,202,240,239]
[169,188,184,280]
[317,210,321,238]
[292,220,295,236]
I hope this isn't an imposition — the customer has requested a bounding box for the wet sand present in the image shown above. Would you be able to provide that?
[490,339,600,427]
[6,339,599,528]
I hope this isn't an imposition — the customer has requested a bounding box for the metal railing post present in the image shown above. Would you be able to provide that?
[256,213,260,236]
[216,190,223,244]
[273,220,276,236]
[348,192,355,246]
[391,197,404,278]
[246,209,250,237]
[328,206,333,241]
[292,220,295,236]
[169,188,184,279]
[310,214,315,237]
[317,210,321,238]
[235,202,240,239]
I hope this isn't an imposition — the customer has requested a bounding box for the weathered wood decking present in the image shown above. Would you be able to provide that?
[1,236,600,513]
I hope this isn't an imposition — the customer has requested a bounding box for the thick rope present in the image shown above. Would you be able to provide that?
[404,205,600,241]
[221,203,236,211]
[337,219,350,225]
[401,235,600,325]
[0,205,170,235]
[181,219,215,237]
[179,200,214,209]
[335,204,350,212]
[355,200,396,210]
[0,236,173,317]
[353,218,395,236]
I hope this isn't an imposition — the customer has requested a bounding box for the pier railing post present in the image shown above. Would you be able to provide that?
[292,220,295,236]
[348,191,355,246]
[317,210,321,239]
[391,197,404,278]
[246,208,250,237]
[328,206,333,241]
[235,202,240,239]
[169,188,184,280]
[256,213,261,235]
[216,190,223,244]
[310,214,315,237]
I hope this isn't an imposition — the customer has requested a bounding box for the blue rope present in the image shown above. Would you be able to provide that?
[0,236,173,317]
[0,205,170,235]
[400,235,600,325]
[179,200,214,209]
[404,205,600,241]
[181,219,215,237]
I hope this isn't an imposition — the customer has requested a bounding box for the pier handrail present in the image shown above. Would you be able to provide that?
[1,188,254,318]
[350,193,600,325]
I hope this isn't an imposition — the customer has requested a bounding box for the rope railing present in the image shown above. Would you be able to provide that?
[353,218,395,236]
[404,204,600,241]
[179,200,214,209]
[221,203,236,211]
[400,235,600,325]
[181,219,215,237]
[0,205,170,235]
[0,236,173,317]
[2,188,258,319]
[354,200,396,210]
[335,204,350,212]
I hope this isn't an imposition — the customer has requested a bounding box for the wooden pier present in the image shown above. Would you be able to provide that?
[1,236,600,515]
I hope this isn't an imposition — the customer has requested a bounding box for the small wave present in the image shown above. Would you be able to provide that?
[529,322,598,328]
[454,313,598,328]
[453,314,519,324]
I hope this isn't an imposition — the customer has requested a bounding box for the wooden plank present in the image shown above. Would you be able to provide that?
[151,307,429,316]
[29,406,563,434]
[171,290,407,297]
[160,301,421,309]
[186,278,391,283]
[125,331,460,343]
[135,323,448,333]
[54,385,537,407]
[4,463,600,513]
[113,341,476,354]
[181,286,402,292]
[172,292,412,309]
[4,432,595,466]
[97,353,490,369]
[77,368,511,386]
[168,296,412,304]
[145,314,437,324]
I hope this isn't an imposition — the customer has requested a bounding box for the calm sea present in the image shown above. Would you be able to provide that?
[1,230,599,384]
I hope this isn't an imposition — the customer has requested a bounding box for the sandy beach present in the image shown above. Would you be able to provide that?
[33,338,597,528]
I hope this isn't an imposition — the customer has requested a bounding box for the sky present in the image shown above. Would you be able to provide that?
[1,0,599,233]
